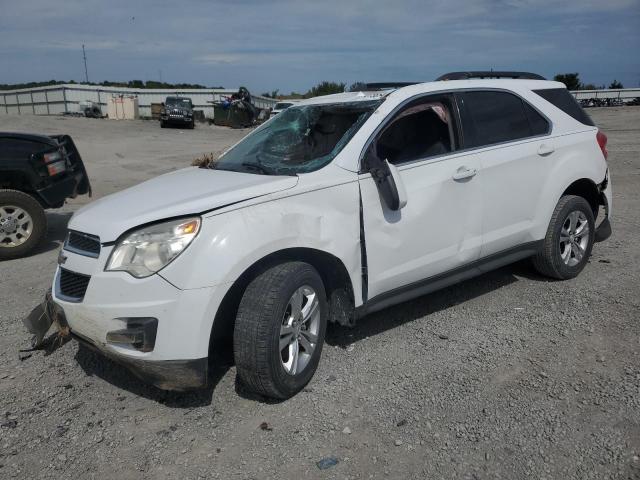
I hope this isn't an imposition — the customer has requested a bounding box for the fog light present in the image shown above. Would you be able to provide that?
[106,317,158,352]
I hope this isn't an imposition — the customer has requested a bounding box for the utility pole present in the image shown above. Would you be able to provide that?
[82,44,89,83]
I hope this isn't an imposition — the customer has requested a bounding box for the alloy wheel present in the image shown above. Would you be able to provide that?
[279,285,321,375]
[559,210,589,267]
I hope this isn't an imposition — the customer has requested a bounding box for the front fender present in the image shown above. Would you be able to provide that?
[158,181,363,303]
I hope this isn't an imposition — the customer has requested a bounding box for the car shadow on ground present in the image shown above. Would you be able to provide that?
[70,259,544,407]
[326,259,540,348]
[73,339,235,408]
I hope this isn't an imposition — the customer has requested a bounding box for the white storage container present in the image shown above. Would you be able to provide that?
[107,95,139,120]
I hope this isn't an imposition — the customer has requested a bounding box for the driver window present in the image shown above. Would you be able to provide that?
[376,96,456,165]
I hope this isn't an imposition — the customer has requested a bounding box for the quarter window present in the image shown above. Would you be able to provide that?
[459,91,549,148]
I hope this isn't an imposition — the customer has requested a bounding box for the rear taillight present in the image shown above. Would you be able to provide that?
[43,150,67,176]
[596,130,608,161]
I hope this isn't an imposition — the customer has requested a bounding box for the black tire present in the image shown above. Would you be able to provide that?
[189,120,195,129]
[234,262,328,399]
[0,189,47,260]
[533,195,595,280]
[160,121,166,128]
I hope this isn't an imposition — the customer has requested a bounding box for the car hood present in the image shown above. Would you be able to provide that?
[69,167,298,241]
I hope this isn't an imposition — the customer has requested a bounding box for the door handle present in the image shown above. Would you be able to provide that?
[452,166,477,181]
[537,144,555,156]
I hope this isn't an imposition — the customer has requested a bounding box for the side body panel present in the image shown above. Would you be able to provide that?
[159,165,363,302]
[359,153,483,300]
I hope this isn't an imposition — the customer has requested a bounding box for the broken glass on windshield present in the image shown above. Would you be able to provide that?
[213,100,381,175]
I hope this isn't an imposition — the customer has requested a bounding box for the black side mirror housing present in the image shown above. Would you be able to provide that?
[364,150,402,211]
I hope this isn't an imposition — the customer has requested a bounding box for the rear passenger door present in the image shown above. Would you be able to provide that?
[456,90,552,258]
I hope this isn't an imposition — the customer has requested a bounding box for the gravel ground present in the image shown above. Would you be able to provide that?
[1,109,639,480]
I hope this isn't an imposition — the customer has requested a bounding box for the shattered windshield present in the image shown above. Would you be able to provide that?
[212,100,381,175]
[166,98,192,108]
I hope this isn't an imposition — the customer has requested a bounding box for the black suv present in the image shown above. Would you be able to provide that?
[0,133,91,259]
[160,97,195,129]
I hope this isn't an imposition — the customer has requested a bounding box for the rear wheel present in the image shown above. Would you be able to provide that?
[533,195,595,279]
[160,120,166,128]
[233,262,327,399]
[0,190,47,260]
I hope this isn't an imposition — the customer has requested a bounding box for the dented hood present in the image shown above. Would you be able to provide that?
[69,167,298,241]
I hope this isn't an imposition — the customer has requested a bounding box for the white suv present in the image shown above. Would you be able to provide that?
[48,72,612,399]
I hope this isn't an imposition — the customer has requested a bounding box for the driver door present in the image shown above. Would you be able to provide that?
[359,94,483,301]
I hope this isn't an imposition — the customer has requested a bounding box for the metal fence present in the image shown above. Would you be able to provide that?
[1,84,638,119]
[571,88,640,100]
[0,84,278,119]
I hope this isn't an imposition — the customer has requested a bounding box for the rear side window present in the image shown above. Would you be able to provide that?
[533,88,594,126]
[458,91,549,149]
[523,103,549,136]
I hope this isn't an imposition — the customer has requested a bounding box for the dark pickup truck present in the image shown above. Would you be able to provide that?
[0,133,91,259]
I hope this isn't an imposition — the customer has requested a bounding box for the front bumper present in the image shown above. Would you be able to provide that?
[72,330,207,390]
[50,245,227,390]
[161,115,193,124]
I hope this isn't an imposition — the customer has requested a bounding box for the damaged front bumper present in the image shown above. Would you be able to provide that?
[72,329,208,391]
[24,288,210,391]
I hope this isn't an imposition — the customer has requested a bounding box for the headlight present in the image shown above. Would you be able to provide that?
[106,217,201,278]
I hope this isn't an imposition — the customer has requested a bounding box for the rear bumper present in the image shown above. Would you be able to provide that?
[36,171,85,208]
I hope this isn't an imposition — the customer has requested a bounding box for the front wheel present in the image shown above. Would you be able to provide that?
[0,189,47,260]
[234,262,327,399]
[533,195,595,280]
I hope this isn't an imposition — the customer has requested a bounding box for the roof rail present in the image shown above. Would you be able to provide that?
[436,71,545,81]
[364,82,420,90]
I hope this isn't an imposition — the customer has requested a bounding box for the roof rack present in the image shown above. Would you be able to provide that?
[364,82,420,91]
[436,71,545,81]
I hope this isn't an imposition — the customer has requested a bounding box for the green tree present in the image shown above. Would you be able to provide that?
[305,81,345,98]
[260,89,280,98]
[349,81,368,92]
[553,73,582,91]
[608,80,623,89]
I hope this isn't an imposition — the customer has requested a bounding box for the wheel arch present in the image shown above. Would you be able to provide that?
[209,247,355,348]
[561,178,601,215]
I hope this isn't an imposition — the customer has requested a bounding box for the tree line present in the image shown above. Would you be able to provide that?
[264,75,628,99]
[0,80,224,91]
[552,73,624,91]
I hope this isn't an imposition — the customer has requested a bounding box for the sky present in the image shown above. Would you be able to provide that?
[1,0,639,93]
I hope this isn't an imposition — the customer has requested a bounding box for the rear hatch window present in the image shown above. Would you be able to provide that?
[533,88,594,126]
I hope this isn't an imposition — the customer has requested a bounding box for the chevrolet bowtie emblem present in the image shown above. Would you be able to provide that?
[57,250,67,265]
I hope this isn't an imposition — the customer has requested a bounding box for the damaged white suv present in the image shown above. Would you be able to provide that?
[47,71,612,399]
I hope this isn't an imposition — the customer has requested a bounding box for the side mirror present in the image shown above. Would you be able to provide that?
[387,161,407,210]
[366,152,407,211]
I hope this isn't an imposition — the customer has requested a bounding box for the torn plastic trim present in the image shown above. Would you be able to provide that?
[595,176,612,243]
[22,290,69,349]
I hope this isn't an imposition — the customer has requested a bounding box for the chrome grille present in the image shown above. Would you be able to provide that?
[65,231,100,258]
